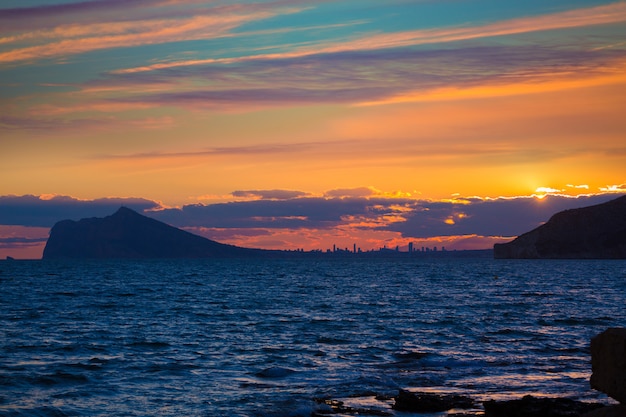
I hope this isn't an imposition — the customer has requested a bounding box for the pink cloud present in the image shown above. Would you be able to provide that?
[185,225,507,252]
[0,13,272,64]
[0,225,49,259]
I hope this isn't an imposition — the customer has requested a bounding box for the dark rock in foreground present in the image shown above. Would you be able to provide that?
[43,207,274,259]
[494,195,626,259]
[392,389,475,412]
[590,328,626,404]
[312,398,392,416]
[582,405,626,417]
[483,395,605,417]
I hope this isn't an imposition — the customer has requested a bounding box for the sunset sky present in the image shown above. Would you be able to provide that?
[2,0,626,258]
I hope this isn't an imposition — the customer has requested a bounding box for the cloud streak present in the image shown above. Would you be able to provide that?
[85,46,626,113]
[3,1,625,68]
[0,13,274,64]
[232,189,311,200]
[91,141,331,161]
[0,0,329,64]
[5,1,626,132]
[0,236,48,247]
[112,2,626,74]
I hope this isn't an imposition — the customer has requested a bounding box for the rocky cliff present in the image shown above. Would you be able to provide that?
[494,195,626,259]
[43,207,271,259]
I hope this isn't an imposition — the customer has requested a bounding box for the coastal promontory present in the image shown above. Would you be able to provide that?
[42,207,271,259]
[494,195,626,259]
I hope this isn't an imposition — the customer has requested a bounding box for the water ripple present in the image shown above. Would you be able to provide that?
[1,258,625,416]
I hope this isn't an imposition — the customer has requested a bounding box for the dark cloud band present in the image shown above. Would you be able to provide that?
[2,192,623,240]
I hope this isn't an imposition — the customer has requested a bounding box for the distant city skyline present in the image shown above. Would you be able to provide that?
[2,0,626,258]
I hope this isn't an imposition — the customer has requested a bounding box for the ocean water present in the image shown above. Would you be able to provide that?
[1,258,625,417]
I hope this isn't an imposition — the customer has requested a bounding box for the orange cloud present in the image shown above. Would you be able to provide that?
[358,62,626,106]
[600,183,626,192]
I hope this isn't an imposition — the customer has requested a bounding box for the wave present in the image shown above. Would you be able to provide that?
[2,258,624,416]
[255,366,297,378]
[0,406,76,417]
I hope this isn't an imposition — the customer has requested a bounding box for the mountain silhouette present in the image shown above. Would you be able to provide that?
[494,195,626,259]
[43,207,275,259]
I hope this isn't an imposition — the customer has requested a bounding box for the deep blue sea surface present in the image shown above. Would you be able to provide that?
[1,258,625,416]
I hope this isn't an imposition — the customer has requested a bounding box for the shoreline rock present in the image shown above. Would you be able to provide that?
[590,328,626,405]
[582,405,626,417]
[311,392,609,417]
[392,389,475,413]
[483,395,605,417]
[310,328,626,416]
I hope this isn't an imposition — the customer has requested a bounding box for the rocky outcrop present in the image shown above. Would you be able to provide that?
[42,207,273,259]
[494,195,626,259]
[582,405,626,417]
[313,398,392,416]
[483,395,604,417]
[392,390,475,413]
[590,328,626,404]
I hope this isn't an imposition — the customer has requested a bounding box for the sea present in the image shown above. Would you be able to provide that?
[1,257,625,417]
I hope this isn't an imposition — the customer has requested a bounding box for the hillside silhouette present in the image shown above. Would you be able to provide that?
[494,195,626,259]
[43,207,275,259]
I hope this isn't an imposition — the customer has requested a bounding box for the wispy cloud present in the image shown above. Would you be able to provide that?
[0,0,327,65]
[324,187,376,199]
[7,0,620,69]
[113,2,626,74]
[5,1,626,126]
[231,189,311,200]
[359,60,626,106]
[0,0,309,30]
[0,112,176,132]
[81,48,623,115]
[600,183,626,192]
[0,13,274,64]
[333,2,626,51]
[0,236,48,247]
[92,141,327,160]
[85,38,622,112]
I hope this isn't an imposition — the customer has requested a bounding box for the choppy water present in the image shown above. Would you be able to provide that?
[1,258,625,416]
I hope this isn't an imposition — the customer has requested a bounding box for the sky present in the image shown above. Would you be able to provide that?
[1,0,626,259]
